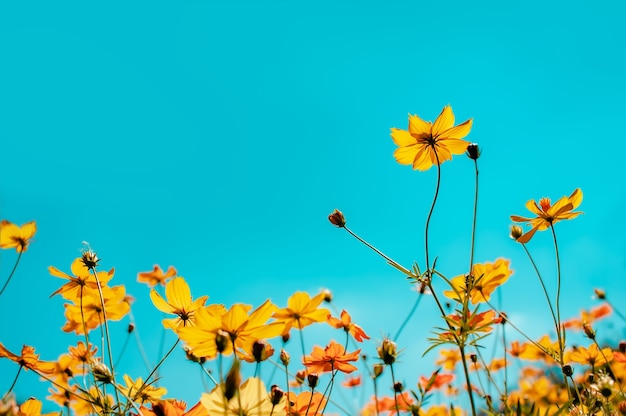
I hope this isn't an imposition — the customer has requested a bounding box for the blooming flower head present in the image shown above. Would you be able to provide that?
[150,277,208,330]
[419,370,455,392]
[118,375,167,405]
[510,188,583,243]
[273,291,330,337]
[303,340,360,374]
[49,257,114,300]
[390,105,473,171]
[0,220,36,252]
[327,310,370,342]
[563,304,612,330]
[0,343,55,374]
[567,343,613,367]
[138,265,178,287]
[62,285,130,334]
[140,400,208,416]
[443,259,513,304]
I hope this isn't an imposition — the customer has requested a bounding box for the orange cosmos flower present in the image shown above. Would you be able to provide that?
[342,375,361,388]
[435,349,462,371]
[419,370,455,392]
[515,335,559,362]
[510,188,583,243]
[49,257,114,300]
[0,343,55,374]
[138,265,177,287]
[443,258,513,304]
[286,391,326,416]
[140,400,208,416]
[273,291,330,336]
[0,220,36,253]
[327,310,370,342]
[563,304,612,330]
[150,277,208,329]
[390,105,473,171]
[303,340,360,374]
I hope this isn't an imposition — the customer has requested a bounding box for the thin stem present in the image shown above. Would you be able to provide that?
[343,226,411,275]
[4,365,22,395]
[468,158,479,273]
[389,364,401,416]
[140,338,180,392]
[605,298,626,323]
[0,251,23,297]
[550,225,570,399]
[393,291,423,342]
[458,346,478,416]
[88,265,120,404]
[424,156,442,274]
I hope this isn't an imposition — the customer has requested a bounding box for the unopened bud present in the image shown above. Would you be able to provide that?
[393,382,403,393]
[282,333,290,344]
[618,400,626,415]
[280,349,290,366]
[377,338,397,365]
[470,354,477,363]
[307,373,319,389]
[215,330,229,353]
[252,340,274,362]
[495,312,507,325]
[270,385,284,405]
[466,143,480,160]
[582,322,595,340]
[509,225,524,241]
[93,362,112,383]
[321,289,333,303]
[328,209,346,228]
[594,288,606,300]
[619,341,626,353]
[127,323,135,333]
[562,365,573,377]
[224,360,241,401]
[373,364,384,378]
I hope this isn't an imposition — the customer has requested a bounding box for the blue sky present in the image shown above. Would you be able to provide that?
[1,0,625,411]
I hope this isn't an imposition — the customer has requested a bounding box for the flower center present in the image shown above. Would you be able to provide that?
[539,198,551,212]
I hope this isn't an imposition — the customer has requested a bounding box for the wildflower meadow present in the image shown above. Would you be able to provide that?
[1,101,626,415]
[1,2,625,416]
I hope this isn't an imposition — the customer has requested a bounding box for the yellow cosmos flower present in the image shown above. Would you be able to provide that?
[138,264,177,287]
[201,377,285,416]
[443,258,513,304]
[18,398,57,416]
[150,277,209,329]
[567,343,613,367]
[49,257,114,300]
[390,105,473,171]
[62,285,130,334]
[510,188,583,243]
[118,375,167,405]
[273,291,330,336]
[0,343,55,374]
[0,220,36,253]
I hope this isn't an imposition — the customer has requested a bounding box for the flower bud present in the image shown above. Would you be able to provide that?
[562,365,573,377]
[295,370,306,385]
[509,225,524,241]
[224,360,241,401]
[93,361,112,383]
[373,364,384,378]
[377,338,397,365]
[466,143,480,160]
[282,333,290,344]
[307,373,319,389]
[328,209,346,228]
[618,400,626,415]
[321,289,333,303]
[594,288,606,300]
[252,340,274,362]
[81,244,100,269]
[470,354,477,363]
[280,349,290,366]
[393,382,403,393]
[270,385,284,405]
[127,323,135,333]
[215,330,229,353]
[582,322,595,340]
[619,341,626,353]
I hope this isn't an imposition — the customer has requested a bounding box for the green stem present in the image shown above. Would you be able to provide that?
[0,251,22,297]
[468,158,479,273]
[424,156,442,276]
[4,365,22,396]
[343,226,411,275]
[140,338,180,391]
[393,292,423,342]
[389,364,401,416]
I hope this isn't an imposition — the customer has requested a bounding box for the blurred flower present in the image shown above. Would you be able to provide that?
[286,391,326,416]
[342,375,361,388]
[390,105,472,171]
[435,349,462,371]
[563,304,612,330]
[62,285,130,334]
[0,220,36,253]
[241,340,274,363]
[201,377,283,416]
[119,375,167,405]
[443,258,513,304]
[510,188,583,243]
[138,265,177,287]
[49,258,114,300]
[140,400,208,416]
[150,277,208,329]
[303,340,360,374]
[327,310,370,342]
[273,291,330,336]
[568,343,613,366]
[377,338,397,365]
[18,398,57,416]
[420,370,454,392]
